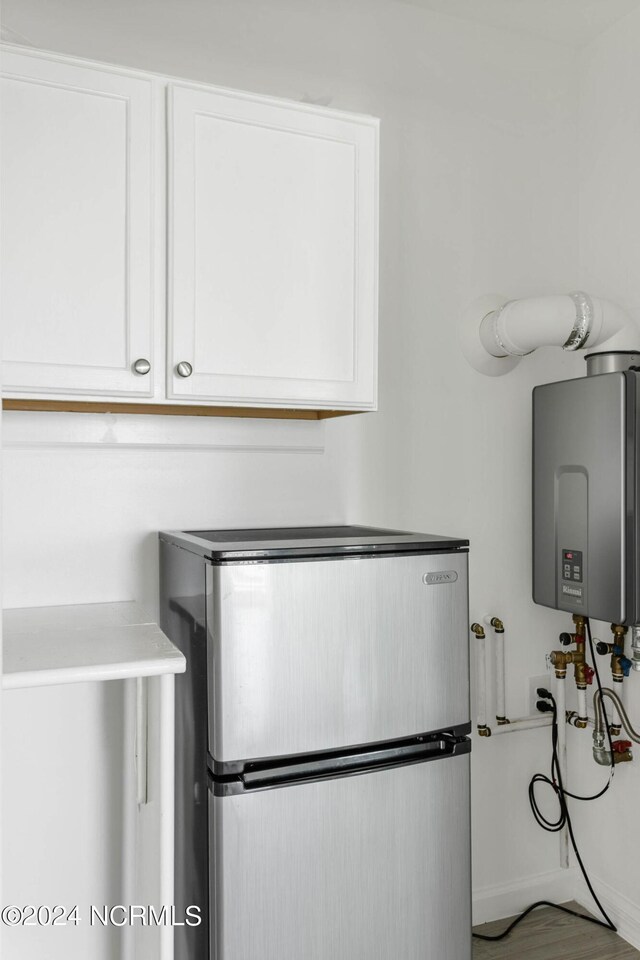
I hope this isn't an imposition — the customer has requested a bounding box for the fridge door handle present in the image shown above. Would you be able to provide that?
[241,737,468,791]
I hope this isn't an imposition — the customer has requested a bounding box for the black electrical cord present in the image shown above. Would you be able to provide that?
[473,900,614,943]
[536,618,614,808]
[474,618,617,943]
[528,695,615,924]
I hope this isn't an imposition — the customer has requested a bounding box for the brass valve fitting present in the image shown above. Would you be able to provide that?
[489,617,504,633]
[550,649,574,665]
[551,615,589,682]
[612,739,633,763]
[477,725,491,737]
[572,614,586,642]
[610,623,628,683]
[566,710,589,729]
[550,648,583,679]
[574,660,590,689]
[470,622,486,640]
[550,649,570,678]
[611,623,628,642]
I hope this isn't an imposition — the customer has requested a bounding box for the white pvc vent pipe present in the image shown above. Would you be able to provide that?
[460,291,633,377]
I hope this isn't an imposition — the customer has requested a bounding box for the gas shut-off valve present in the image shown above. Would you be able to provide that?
[595,624,631,687]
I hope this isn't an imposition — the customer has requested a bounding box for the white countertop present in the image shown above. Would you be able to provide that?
[2,601,186,689]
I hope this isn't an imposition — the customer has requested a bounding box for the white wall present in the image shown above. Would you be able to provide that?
[565,7,640,946]
[2,431,345,959]
[1,0,590,954]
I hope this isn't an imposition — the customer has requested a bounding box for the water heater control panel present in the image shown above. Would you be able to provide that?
[560,548,583,605]
[562,549,583,583]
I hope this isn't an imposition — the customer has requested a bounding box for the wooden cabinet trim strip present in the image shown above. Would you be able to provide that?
[2,399,360,421]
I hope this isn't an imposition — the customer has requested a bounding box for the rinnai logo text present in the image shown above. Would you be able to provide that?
[562,585,582,599]
[423,571,458,585]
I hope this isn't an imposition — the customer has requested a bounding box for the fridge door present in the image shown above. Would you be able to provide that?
[206,551,469,765]
[208,746,471,960]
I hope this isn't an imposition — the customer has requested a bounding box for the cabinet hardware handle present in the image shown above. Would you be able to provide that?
[133,358,151,375]
[176,361,193,378]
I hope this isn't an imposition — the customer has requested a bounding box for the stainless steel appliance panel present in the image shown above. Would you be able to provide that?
[159,540,210,960]
[209,752,471,960]
[206,551,469,763]
[533,372,627,622]
[161,525,467,561]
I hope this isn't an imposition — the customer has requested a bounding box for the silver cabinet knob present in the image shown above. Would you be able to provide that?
[176,361,193,378]
[133,358,151,375]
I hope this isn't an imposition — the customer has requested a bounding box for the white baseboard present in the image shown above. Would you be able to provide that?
[574,874,640,951]
[472,867,579,926]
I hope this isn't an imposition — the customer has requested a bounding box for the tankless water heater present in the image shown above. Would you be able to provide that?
[532,352,640,626]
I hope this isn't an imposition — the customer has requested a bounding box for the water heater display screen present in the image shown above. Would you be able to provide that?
[562,549,583,583]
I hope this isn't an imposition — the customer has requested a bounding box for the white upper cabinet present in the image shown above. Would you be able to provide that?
[1,51,155,397]
[167,83,378,409]
[2,47,378,413]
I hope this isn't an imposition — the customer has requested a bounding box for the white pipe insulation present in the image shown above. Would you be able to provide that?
[490,715,551,735]
[482,615,506,723]
[474,616,553,737]
[577,687,588,726]
[476,629,489,734]
[460,291,635,377]
[495,630,506,722]
[610,697,622,734]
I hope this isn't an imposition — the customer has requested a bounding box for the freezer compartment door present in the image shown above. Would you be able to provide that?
[207,551,469,763]
[209,750,471,960]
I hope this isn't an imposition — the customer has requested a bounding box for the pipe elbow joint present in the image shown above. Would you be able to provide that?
[461,291,636,377]
[593,746,612,766]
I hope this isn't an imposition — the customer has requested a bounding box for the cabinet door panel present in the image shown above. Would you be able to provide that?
[168,84,377,409]
[1,52,154,397]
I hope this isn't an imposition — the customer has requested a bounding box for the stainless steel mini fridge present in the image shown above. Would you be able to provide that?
[159,525,471,960]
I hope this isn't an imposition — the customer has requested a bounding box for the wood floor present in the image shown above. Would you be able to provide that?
[473,902,640,960]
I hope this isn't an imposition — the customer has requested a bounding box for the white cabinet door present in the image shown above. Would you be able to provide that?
[1,51,155,398]
[168,84,378,409]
